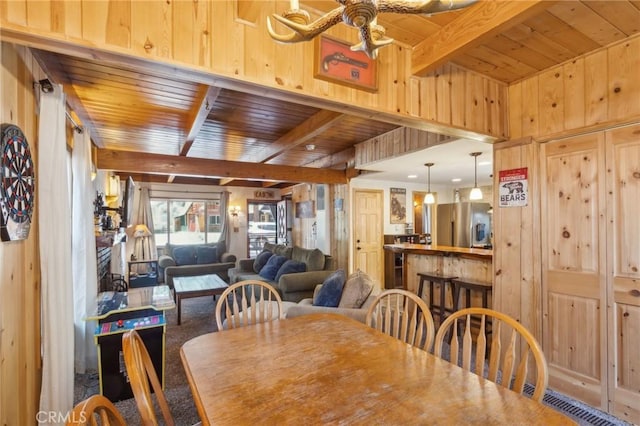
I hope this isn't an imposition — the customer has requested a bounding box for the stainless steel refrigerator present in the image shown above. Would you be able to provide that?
[435,202,491,248]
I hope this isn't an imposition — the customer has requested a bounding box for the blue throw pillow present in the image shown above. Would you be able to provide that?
[258,255,288,281]
[172,246,196,265]
[196,246,217,264]
[314,269,346,307]
[274,260,307,282]
[253,250,274,273]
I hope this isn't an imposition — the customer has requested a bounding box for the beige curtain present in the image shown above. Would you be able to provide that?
[132,186,157,261]
[72,128,98,373]
[220,191,230,247]
[38,84,74,423]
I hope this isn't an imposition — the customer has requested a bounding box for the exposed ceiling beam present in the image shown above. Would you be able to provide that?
[181,86,221,155]
[240,110,345,163]
[31,50,106,147]
[411,0,551,76]
[98,149,348,184]
[113,172,282,188]
[167,86,221,183]
[3,27,495,143]
[304,147,355,169]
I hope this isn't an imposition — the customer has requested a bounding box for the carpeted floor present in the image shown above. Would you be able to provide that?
[75,297,632,425]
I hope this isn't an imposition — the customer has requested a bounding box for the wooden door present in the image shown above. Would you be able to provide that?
[353,189,384,288]
[541,132,607,409]
[605,124,640,423]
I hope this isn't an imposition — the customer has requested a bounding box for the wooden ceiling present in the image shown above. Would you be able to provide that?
[30,0,640,188]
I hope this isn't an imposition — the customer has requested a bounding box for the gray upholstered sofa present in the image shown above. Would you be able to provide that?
[158,241,237,289]
[286,270,380,323]
[229,242,336,302]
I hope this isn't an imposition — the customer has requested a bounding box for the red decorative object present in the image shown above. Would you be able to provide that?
[314,35,377,92]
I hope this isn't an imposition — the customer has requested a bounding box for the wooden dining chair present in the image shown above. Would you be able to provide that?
[66,394,126,426]
[122,330,175,426]
[365,289,435,351]
[433,307,549,402]
[215,280,285,330]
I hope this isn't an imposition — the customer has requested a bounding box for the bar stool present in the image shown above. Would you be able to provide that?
[451,278,492,311]
[451,278,493,338]
[416,272,458,327]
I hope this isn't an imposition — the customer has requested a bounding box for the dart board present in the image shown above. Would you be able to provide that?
[1,123,35,241]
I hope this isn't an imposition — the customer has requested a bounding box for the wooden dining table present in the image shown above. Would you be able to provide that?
[180,313,575,425]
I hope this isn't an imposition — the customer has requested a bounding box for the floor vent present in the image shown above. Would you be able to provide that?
[522,383,631,426]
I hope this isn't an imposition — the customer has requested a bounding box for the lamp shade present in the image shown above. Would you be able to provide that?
[133,224,152,238]
[424,192,435,204]
[469,187,483,200]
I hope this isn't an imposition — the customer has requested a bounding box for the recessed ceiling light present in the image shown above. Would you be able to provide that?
[407,174,417,179]
[305,144,315,151]
[451,178,462,182]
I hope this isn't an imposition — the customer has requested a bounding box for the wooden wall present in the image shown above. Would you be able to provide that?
[0,0,507,141]
[508,34,640,140]
[492,138,541,339]
[495,35,640,423]
[0,42,43,426]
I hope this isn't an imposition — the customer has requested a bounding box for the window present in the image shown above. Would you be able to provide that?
[247,201,277,257]
[151,198,222,247]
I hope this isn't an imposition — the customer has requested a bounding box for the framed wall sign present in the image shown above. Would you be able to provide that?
[390,187,406,224]
[498,168,528,207]
[314,35,378,92]
[295,201,315,219]
[254,190,275,199]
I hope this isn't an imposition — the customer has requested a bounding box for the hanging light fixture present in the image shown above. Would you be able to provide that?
[424,163,435,205]
[469,152,483,201]
[267,0,478,59]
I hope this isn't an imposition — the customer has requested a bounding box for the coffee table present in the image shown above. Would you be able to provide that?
[173,274,229,325]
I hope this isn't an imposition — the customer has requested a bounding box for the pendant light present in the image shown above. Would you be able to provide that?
[424,163,435,204]
[469,152,483,201]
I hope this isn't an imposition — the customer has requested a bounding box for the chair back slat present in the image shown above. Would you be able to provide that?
[447,318,459,365]
[399,300,410,342]
[475,315,487,376]
[433,308,548,402]
[366,289,435,352]
[487,320,501,382]
[215,280,284,330]
[501,329,518,390]
[513,347,530,393]
[462,315,473,370]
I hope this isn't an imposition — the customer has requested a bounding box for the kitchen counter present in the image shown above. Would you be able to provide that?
[383,244,493,309]
[383,243,492,261]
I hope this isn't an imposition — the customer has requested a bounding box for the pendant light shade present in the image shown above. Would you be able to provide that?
[424,163,435,205]
[469,152,483,201]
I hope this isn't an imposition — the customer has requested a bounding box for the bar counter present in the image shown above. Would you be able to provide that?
[383,244,493,307]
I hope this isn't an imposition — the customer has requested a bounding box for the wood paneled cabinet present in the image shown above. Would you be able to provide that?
[384,234,419,289]
[540,123,640,423]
